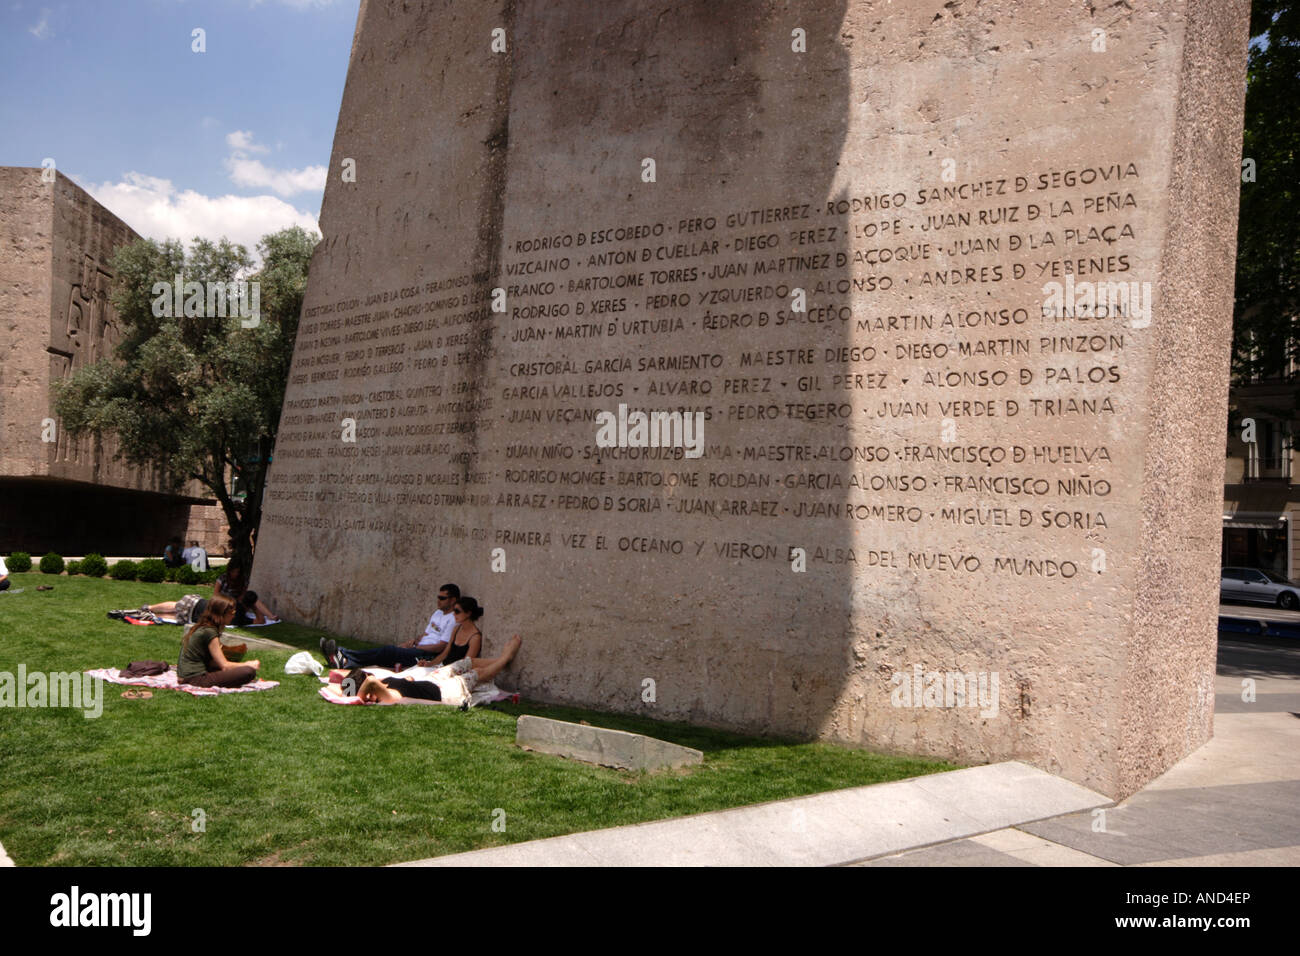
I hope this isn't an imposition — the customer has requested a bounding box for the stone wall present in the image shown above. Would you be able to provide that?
[0,167,53,481]
[254,0,1250,797]
[0,168,228,557]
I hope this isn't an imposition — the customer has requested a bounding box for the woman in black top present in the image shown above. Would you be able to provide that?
[420,597,483,666]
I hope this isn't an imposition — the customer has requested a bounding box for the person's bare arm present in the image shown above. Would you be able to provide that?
[421,641,452,667]
[468,631,482,659]
[208,637,259,671]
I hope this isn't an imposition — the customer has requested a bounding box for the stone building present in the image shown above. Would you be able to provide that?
[1223,372,1298,577]
[0,166,226,556]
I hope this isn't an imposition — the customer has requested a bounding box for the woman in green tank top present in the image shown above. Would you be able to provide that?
[177,596,262,688]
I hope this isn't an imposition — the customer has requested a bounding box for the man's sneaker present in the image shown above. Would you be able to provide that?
[320,637,340,668]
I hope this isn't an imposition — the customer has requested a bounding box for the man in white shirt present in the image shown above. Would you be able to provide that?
[182,541,209,572]
[321,583,460,668]
[407,584,458,652]
[0,554,9,591]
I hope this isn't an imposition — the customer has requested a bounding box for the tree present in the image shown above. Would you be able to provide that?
[1232,1,1300,382]
[54,227,318,568]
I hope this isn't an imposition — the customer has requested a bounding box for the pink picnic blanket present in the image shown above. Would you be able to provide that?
[87,667,279,697]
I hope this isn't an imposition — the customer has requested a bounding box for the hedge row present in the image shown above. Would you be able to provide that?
[7,552,222,584]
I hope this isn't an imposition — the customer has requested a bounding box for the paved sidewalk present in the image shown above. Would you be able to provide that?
[403,633,1300,868]
[863,634,1300,866]
[399,761,1108,867]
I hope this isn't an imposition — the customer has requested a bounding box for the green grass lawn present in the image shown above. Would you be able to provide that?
[0,572,958,866]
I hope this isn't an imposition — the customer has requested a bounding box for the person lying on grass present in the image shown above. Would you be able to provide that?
[214,563,278,623]
[135,591,265,626]
[137,593,207,624]
[326,635,522,706]
[177,595,262,688]
[322,594,482,671]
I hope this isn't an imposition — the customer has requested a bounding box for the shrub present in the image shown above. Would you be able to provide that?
[7,552,32,573]
[108,560,138,581]
[176,565,200,585]
[65,560,83,576]
[137,558,166,583]
[79,553,109,578]
[164,566,180,583]
[39,552,65,575]
[200,568,223,584]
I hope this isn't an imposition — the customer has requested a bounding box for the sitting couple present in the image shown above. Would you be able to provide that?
[319,583,520,706]
[320,583,473,671]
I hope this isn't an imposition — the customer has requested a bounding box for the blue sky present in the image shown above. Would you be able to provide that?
[0,0,360,255]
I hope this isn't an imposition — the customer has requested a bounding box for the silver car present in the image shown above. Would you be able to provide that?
[1220,566,1300,610]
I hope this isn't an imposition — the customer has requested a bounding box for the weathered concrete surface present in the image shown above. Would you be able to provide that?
[516,715,703,771]
[255,1,1251,798]
[395,761,1109,867]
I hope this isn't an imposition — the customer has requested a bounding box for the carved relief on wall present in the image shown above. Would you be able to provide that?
[51,253,117,469]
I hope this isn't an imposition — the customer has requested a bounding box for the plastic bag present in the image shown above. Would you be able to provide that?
[285,650,324,676]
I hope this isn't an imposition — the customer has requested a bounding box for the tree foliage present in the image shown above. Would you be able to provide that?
[1233,0,1300,381]
[54,227,317,566]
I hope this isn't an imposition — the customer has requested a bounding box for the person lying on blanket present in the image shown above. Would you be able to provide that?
[177,596,262,688]
[136,592,267,626]
[333,635,522,707]
[139,593,207,624]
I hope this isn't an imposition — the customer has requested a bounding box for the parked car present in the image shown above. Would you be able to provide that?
[1220,566,1300,610]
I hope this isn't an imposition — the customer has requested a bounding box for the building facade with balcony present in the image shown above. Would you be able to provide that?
[1223,375,1297,578]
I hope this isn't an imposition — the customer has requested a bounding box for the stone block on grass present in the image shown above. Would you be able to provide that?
[516,715,702,772]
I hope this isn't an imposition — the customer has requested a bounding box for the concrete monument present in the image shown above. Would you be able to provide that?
[254,0,1251,797]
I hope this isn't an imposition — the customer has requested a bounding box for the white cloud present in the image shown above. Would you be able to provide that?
[226,129,269,153]
[82,171,319,263]
[226,155,326,196]
[224,129,325,197]
[28,7,50,39]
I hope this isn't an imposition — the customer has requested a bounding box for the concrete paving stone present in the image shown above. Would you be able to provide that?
[1144,713,1300,789]
[1020,780,1300,864]
[392,836,600,867]
[1214,674,1298,695]
[908,761,1110,830]
[1132,845,1300,866]
[970,829,1118,867]
[1214,692,1300,713]
[401,761,1109,867]
[861,839,1032,867]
